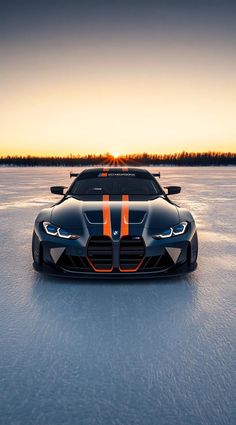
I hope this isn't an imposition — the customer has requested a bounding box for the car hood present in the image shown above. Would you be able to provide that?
[50,196,179,236]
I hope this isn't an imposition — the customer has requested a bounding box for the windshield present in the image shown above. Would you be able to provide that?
[69,176,162,196]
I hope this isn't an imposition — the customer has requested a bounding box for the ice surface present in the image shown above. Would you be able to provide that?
[0,167,235,425]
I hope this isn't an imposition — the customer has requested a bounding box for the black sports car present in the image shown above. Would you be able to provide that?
[32,167,198,278]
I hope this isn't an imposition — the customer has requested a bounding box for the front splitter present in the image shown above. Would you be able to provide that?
[33,262,197,280]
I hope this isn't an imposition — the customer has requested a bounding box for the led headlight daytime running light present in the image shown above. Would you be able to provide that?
[173,221,188,236]
[152,221,188,239]
[43,222,80,239]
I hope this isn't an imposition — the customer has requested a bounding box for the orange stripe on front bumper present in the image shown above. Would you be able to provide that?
[87,256,113,273]
[119,257,145,273]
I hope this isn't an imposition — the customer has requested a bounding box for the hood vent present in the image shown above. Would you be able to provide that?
[85,210,146,224]
[128,211,146,224]
[85,211,103,224]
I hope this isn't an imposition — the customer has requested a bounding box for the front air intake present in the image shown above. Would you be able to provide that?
[119,236,145,272]
[87,236,113,272]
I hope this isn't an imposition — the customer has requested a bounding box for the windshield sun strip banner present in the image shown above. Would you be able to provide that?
[101,167,109,177]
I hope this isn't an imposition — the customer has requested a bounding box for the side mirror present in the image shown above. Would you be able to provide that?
[165,186,181,195]
[50,186,67,195]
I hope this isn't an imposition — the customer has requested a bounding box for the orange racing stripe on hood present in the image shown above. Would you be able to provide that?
[103,194,112,237]
[120,194,129,237]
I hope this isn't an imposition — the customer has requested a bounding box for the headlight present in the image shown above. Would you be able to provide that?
[172,222,188,236]
[152,221,188,239]
[43,222,80,240]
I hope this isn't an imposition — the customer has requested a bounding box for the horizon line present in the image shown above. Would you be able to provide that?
[1,150,236,159]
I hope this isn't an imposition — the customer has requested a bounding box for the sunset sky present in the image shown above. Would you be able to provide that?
[0,0,236,156]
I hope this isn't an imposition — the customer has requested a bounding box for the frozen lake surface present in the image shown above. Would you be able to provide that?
[0,166,235,425]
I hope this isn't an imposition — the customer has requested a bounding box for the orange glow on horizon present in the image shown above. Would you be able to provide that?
[1,34,236,156]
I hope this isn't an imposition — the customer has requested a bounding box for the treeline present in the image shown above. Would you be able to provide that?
[0,151,235,166]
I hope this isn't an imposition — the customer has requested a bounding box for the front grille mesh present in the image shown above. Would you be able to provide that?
[57,237,174,273]
[87,236,113,271]
[119,236,145,271]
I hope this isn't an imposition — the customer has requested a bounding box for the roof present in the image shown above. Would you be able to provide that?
[81,167,151,176]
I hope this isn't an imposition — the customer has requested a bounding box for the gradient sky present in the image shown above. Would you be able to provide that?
[1,0,236,156]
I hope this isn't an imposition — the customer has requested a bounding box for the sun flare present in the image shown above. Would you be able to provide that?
[112,152,120,159]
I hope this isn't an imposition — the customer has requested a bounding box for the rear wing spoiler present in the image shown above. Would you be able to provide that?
[152,172,161,178]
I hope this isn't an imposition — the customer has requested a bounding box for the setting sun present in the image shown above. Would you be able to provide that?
[112,152,120,159]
